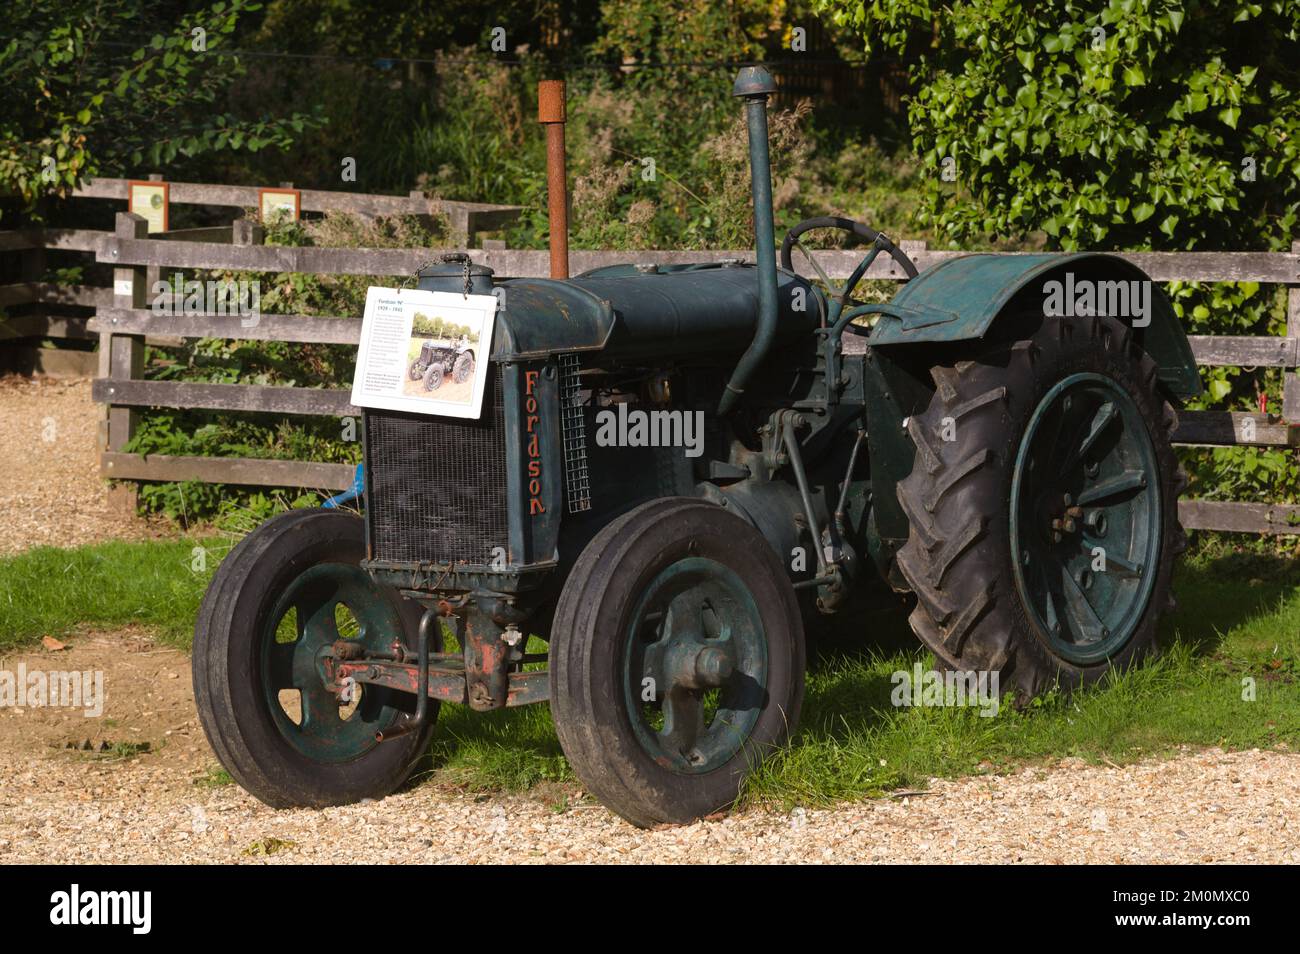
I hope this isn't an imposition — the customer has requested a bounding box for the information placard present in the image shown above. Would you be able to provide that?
[128,180,169,233]
[258,187,301,223]
[350,287,496,419]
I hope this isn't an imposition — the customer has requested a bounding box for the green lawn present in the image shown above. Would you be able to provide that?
[0,537,225,648]
[1,535,1295,807]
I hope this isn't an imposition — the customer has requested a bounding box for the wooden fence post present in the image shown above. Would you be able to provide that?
[100,212,147,512]
[232,217,264,247]
[1284,240,1300,421]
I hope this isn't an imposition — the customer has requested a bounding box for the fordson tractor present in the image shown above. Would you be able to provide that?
[193,67,1199,826]
[408,335,475,392]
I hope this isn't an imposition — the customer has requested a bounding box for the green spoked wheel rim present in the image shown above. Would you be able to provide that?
[622,557,769,774]
[260,563,407,763]
[1010,372,1162,665]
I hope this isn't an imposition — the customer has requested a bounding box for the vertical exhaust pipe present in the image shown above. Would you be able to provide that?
[538,79,570,279]
[719,65,780,415]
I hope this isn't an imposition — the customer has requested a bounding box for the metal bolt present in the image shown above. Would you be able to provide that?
[694,646,735,686]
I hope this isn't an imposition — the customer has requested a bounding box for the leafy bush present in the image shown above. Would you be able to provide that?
[0,0,320,220]
[818,0,1300,511]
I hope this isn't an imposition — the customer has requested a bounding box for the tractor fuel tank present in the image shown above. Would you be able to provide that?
[491,262,819,362]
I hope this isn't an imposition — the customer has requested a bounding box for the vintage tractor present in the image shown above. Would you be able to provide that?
[408,336,475,392]
[193,67,1199,826]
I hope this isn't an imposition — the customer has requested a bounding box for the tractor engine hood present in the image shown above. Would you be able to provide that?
[489,262,818,362]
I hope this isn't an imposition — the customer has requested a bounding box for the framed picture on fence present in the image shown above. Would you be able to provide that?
[259,188,301,224]
[128,180,169,233]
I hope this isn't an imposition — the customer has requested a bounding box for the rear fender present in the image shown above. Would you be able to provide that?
[868,252,1200,401]
[862,252,1201,572]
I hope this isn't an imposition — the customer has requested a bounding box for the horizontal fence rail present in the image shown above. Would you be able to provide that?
[2,208,1298,531]
[73,177,524,245]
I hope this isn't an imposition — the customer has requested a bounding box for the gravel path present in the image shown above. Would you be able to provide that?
[1,742,1295,864]
[1,630,1297,865]
[0,375,162,555]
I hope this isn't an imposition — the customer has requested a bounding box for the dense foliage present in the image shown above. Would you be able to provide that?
[817,0,1300,506]
[0,0,320,219]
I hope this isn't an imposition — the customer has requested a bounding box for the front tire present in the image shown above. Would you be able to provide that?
[192,509,436,808]
[895,314,1185,699]
[422,364,443,391]
[550,498,805,827]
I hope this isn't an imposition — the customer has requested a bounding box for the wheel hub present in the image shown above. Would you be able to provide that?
[261,563,408,762]
[624,558,767,774]
[1010,373,1162,665]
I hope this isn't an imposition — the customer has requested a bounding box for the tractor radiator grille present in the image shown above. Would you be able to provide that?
[364,368,508,565]
[559,353,592,513]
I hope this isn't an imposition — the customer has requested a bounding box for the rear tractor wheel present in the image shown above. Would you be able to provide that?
[453,351,474,384]
[550,498,805,827]
[895,314,1185,700]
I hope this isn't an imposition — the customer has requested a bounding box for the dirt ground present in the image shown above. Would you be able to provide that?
[0,375,164,555]
[1,376,1298,864]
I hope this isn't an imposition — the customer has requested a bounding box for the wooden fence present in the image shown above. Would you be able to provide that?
[2,202,1299,533]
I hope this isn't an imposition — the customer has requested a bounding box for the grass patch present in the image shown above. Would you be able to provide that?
[743,545,1300,807]
[2,533,1296,808]
[193,765,235,789]
[0,537,223,651]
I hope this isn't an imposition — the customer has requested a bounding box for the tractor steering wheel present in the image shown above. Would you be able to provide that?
[779,216,919,281]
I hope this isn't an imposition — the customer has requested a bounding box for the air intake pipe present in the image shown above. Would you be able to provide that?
[718,65,780,415]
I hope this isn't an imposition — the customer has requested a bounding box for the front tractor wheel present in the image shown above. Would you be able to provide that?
[422,364,443,391]
[192,509,436,808]
[895,314,1186,700]
[550,498,805,827]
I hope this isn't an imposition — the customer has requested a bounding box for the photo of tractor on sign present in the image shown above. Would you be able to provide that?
[405,335,475,400]
[192,65,1199,829]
